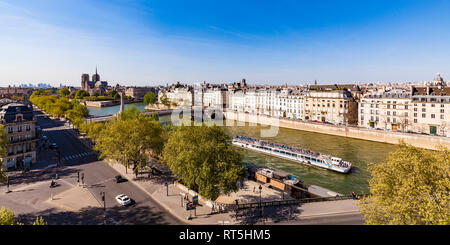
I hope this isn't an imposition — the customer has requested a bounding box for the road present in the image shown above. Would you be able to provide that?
[1,110,183,225]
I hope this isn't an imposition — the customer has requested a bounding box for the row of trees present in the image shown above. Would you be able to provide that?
[30,90,89,127]
[81,107,245,200]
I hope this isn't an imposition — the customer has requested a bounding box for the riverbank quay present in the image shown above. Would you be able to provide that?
[108,161,363,225]
[225,110,450,150]
[84,99,143,108]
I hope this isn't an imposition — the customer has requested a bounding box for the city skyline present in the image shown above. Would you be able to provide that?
[1,0,450,87]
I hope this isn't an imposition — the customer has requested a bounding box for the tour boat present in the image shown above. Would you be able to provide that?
[232,136,352,173]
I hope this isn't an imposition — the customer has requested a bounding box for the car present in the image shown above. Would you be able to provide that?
[42,136,48,140]
[115,175,126,183]
[115,194,132,206]
[49,143,57,149]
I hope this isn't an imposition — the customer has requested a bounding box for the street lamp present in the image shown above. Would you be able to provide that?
[101,191,106,225]
[259,185,263,224]
[5,175,11,193]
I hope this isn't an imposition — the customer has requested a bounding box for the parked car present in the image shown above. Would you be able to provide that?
[115,194,132,206]
[49,143,57,149]
[115,175,126,183]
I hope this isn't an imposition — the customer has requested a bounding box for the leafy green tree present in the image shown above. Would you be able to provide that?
[162,124,245,200]
[160,94,170,108]
[80,122,105,142]
[69,91,77,98]
[358,143,450,225]
[32,216,47,225]
[118,106,140,121]
[113,93,120,100]
[0,207,16,225]
[144,92,158,105]
[95,117,164,174]
[75,90,89,99]
[57,88,70,96]
[93,92,100,97]
[150,112,159,121]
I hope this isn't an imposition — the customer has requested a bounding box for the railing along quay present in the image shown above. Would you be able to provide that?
[214,193,370,213]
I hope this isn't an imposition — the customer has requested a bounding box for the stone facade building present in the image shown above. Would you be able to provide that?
[0,103,37,171]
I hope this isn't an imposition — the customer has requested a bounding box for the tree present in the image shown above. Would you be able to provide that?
[118,106,140,121]
[358,143,450,225]
[0,207,16,225]
[160,94,170,108]
[75,90,89,99]
[80,122,105,142]
[144,92,157,105]
[162,124,245,200]
[95,117,164,174]
[32,216,47,225]
[150,112,159,121]
[57,88,70,97]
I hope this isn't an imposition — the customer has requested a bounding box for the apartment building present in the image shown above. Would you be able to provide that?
[359,93,411,131]
[303,89,358,125]
[0,103,37,171]
[159,86,194,108]
[411,86,450,135]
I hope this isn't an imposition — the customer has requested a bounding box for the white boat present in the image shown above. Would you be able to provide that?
[232,136,352,173]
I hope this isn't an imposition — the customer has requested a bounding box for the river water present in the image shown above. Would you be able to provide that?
[89,105,395,194]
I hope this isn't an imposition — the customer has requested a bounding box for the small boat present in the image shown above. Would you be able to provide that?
[232,136,352,173]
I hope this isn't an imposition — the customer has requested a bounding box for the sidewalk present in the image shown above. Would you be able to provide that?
[110,163,235,225]
[110,162,362,225]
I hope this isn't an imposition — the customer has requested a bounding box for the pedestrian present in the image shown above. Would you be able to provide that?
[253,186,255,193]
[211,204,215,214]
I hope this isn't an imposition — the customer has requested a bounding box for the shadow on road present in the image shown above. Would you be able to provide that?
[16,204,176,225]
[230,204,302,225]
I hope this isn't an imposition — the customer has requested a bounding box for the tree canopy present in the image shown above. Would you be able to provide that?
[94,116,164,174]
[30,91,89,127]
[358,143,450,225]
[57,87,70,97]
[162,124,244,200]
[144,92,157,105]
[118,106,141,121]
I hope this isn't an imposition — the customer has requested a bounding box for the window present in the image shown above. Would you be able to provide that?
[431,114,435,119]
[414,108,417,111]
[26,125,31,131]
[431,104,435,107]
[387,117,390,123]
[414,113,417,117]
[422,114,426,118]
[441,109,445,113]
[414,119,418,123]
[422,108,426,112]
[393,111,396,116]
[7,127,12,133]
[17,125,22,132]
[387,111,391,115]
[441,115,445,120]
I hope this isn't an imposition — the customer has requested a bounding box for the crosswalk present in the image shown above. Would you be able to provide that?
[62,151,96,161]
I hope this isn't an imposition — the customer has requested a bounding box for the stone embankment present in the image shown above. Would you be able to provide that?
[225,111,450,150]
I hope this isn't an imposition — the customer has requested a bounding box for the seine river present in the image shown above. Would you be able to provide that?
[89,105,395,194]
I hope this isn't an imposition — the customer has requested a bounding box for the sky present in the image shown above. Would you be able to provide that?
[1,0,450,87]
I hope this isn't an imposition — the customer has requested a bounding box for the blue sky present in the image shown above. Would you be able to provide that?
[1,0,450,87]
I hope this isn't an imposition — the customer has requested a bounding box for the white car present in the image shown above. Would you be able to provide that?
[115,194,132,206]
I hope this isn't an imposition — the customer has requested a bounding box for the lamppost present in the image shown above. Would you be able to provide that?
[259,185,263,224]
[81,173,84,187]
[5,175,11,193]
[101,191,106,225]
